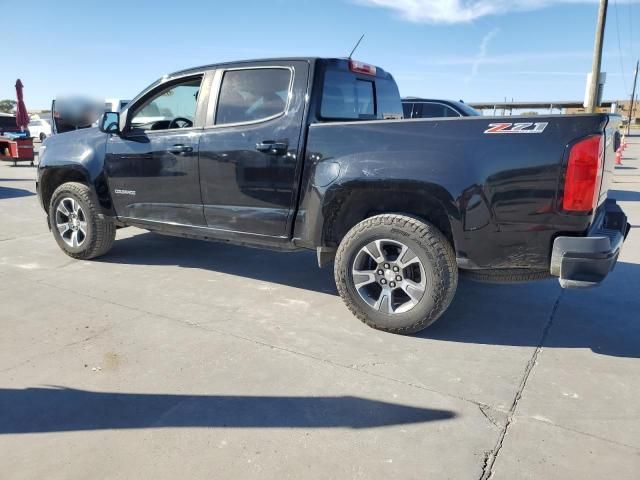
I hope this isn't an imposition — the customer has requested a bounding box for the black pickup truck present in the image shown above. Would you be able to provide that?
[37,57,629,334]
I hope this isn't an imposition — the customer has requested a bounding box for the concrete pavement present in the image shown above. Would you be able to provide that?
[0,137,639,479]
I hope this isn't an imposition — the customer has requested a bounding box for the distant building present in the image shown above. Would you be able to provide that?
[564,100,639,126]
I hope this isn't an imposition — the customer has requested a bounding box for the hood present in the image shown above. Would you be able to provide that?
[40,127,108,172]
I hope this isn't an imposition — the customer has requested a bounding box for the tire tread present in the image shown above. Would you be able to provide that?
[334,214,458,334]
[49,182,115,260]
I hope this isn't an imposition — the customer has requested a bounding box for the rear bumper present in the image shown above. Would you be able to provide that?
[551,199,630,288]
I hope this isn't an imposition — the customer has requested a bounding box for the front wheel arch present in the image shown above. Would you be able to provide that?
[48,182,116,259]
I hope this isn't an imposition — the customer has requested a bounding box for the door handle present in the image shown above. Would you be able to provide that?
[168,144,193,154]
[255,141,288,155]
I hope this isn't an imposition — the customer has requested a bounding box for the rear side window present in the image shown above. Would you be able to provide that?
[420,103,461,118]
[321,70,402,120]
[402,103,413,118]
[216,68,291,125]
[376,79,403,119]
[443,106,461,117]
[321,70,375,119]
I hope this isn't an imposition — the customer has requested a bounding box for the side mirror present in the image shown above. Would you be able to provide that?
[99,112,120,134]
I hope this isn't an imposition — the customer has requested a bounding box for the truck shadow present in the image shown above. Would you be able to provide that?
[0,185,35,199]
[102,232,338,295]
[102,233,639,358]
[427,261,640,358]
[609,189,640,201]
[0,387,455,434]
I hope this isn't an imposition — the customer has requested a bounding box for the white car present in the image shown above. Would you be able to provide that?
[28,119,52,141]
[104,98,130,112]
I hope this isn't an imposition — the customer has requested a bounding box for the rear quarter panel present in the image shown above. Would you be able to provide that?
[297,114,610,269]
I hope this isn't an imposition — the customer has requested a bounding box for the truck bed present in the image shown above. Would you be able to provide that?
[297,113,619,270]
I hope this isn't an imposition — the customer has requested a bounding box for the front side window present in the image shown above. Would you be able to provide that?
[130,77,202,131]
[215,68,291,125]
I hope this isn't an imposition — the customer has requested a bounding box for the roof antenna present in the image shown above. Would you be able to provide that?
[348,34,365,59]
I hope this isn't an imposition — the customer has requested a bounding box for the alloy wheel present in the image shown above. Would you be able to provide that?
[55,197,87,248]
[351,239,427,314]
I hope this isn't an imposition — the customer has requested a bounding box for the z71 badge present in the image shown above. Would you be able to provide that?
[484,122,548,134]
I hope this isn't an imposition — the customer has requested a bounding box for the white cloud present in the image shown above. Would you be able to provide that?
[356,0,637,24]
[466,28,499,82]
[428,50,592,66]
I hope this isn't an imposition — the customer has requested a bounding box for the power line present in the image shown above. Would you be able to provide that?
[627,60,638,135]
[613,0,629,94]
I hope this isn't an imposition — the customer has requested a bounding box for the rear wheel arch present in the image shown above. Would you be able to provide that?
[322,185,458,252]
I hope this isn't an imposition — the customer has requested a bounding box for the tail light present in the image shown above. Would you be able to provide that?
[562,134,604,212]
[349,60,376,76]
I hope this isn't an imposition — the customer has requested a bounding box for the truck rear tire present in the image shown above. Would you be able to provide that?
[48,182,116,260]
[334,214,458,334]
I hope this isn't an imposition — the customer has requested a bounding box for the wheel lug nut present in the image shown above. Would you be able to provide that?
[393,266,399,272]
[380,279,387,285]
[384,263,390,269]
[377,269,384,275]
[389,282,396,288]
[396,275,402,281]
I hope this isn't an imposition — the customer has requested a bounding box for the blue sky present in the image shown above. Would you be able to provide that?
[2,0,639,109]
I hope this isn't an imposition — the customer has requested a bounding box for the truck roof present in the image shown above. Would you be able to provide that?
[169,57,392,79]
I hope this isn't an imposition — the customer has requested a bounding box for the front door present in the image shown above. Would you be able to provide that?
[106,76,205,226]
[198,62,309,237]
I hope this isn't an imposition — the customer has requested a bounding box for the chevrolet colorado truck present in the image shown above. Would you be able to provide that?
[36,57,630,334]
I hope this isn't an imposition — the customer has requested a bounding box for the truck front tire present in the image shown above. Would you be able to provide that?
[48,182,116,260]
[334,214,458,334]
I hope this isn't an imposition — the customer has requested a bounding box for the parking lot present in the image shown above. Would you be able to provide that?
[1,138,639,479]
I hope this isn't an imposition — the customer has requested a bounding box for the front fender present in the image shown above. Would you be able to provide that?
[38,128,113,215]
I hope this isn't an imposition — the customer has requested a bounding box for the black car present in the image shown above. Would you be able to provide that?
[402,97,480,118]
[36,57,628,334]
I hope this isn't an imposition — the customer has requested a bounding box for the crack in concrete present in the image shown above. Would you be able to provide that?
[523,414,640,452]
[479,290,564,480]
[478,403,501,429]
[32,276,495,410]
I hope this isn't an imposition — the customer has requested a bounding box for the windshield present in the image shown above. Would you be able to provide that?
[455,102,480,116]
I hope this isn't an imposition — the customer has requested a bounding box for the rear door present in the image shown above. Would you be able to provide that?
[198,61,309,237]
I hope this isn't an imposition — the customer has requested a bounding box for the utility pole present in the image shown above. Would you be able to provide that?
[627,60,639,135]
[586,0,608,113]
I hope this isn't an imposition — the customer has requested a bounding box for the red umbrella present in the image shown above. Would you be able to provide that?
[15,79,29,132]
